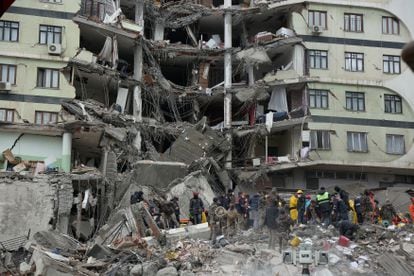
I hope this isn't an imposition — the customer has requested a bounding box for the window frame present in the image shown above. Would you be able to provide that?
[344,13,364,32]
[384,94,402,114]
[37,68,60,89]
[346,91,365,112]
[347,132,368,153]
[345,52,364,72]
[308,50,328,69]
[0,20,19,42]
[383,55,401,74]
[0,64,17,85]
[308,89,329,109]
[308,10,328,29]
[310,130,331,150]
[382,16,399,35]
[35,111,58,125]
[0,108,14,122]
[39,24,63,45]
[386,134,405,155]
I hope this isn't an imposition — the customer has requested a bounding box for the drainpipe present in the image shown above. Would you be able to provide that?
[61,132,72,173]
[133,0,144,152]
[224,0,232,190]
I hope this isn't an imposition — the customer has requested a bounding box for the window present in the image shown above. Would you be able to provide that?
[310,130,331,150]
[384,94,402,114]
[0,64,16,84]
[306,170,367,181]
[39,25,62,44]
[40,0,62,3]
[386,134,405,155]
[0,108,14,122]
[345,52,364,72]
[344,13,363,32]
[309,89,329,108]
[382,17,399,35]
[347,132,368,152]
[383,55,401,74]
[308,10,327,29]
[308,50,328,69]
[0,20,19,42]
[37,68,60,88]
[346,92,365,111]
[35,111,58,125]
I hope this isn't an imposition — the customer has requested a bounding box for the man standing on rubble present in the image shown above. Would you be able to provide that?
[409,198,414,223]
[226,203,238,237]
[354,194,364,224]
[277,208,292,253]
[249,193,261,229]
[316,187,331,226]
[380,200,397,226]
[264,200,279,249]
[297,190,306,224]
[189,192,204,225]
[209,197,221,243]
[171,196,180,226]
[361,190,375,223]
[334,186,350,210]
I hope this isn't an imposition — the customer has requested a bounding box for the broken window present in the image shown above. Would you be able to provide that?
[0,64,16,84]
[384,94,402,114]
[346,91,365,111]
[37,68,60,88]
[344,13,363,32]
[345,52,364,72]
[382,16,399,35]
[308,50,328,69]
[35,111,58,124]
[309,89,328,109]
[383,55,401,74]
[0,20,19,42]
[0,108,14,122]
[310,130,330,150]
[308,10,327,29]
[39,25,62,44]
[347,132,368,152]
[386,134,405,155]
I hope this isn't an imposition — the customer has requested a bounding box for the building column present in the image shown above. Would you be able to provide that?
[224,0,232,190]
[154,22,165,41]
[133,0,144,151]
[61,132,72,173]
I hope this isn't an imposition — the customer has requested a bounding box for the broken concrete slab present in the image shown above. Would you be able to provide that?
[156,266,178,276]
[87,243,114,260]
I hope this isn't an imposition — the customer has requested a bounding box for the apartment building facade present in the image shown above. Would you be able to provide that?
[278,0,414,190]
[0,0,79,124]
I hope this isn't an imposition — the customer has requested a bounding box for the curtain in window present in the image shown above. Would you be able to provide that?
[268,86,288,112]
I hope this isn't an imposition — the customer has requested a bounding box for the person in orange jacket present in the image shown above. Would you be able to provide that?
[409,198,414,223]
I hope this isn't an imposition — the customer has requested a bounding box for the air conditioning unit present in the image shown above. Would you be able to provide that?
[311,25,322,34]
[48,43,62,55]
[0,82,11,91]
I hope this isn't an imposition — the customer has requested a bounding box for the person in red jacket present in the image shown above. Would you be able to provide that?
[409,198,414,223]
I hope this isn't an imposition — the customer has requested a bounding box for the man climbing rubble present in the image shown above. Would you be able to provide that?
[189,192,204,225]
[277,208,292,253]
[264,199,279,250]
[316,187,331,227]
[380,199,397,226]
[338,220,359,241]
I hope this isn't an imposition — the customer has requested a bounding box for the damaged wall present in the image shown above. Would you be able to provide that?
[0,176,55,241]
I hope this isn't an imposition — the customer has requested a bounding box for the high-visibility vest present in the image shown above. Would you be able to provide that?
[316,192,330,204]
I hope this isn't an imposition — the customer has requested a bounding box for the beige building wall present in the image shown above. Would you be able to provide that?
[0,0,80,123]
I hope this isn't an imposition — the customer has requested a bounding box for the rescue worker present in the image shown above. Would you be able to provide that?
[289,190,302,223]
[409,198,414,222]
[316,187,331,226]
[189,192,204,225]
[226,203,238,237]
[380,199,397,225]
[361,190,376,223]
[277,208,292,253]
[334,193,349,222]
[209,197,221,243]
[264,200,279,249]
[338,220,359,241]
[334,186,350,210]
[297,191,306,224]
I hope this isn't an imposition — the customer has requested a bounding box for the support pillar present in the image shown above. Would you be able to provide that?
[154,22,165,41]
[62,132,72,173]
[224,0,232,190]
[133,0,144,151]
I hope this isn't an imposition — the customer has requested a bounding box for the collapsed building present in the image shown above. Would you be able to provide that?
[1,0,414,263]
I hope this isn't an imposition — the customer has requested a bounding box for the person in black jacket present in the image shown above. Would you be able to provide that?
[334,186,350,210]
[297,193,306,224]
[264,201,279,249]
[189,192,204,225]
[334,194,349,222]
[354,195,363,224]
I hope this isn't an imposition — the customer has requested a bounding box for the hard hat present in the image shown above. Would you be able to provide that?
[297,190,303,194]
